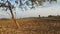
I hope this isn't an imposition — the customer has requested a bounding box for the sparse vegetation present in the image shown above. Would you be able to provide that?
[0,18,10,20]
[0,17,60,34]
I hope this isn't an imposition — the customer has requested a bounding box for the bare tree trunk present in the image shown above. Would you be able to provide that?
[9,7,20,29]
[8,1,20,29]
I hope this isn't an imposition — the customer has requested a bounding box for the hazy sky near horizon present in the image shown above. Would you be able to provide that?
[0,0,60,18]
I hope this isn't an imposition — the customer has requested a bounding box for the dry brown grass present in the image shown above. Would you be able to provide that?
[0,18,60,34]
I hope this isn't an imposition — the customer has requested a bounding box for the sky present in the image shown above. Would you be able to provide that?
[0,0,60,18]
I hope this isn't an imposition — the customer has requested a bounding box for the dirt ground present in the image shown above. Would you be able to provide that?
[0,18,60,34]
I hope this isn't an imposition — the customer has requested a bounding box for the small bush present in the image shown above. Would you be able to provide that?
[48,15,53,17]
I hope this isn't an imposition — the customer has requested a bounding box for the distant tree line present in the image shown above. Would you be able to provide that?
[38,15,60,18]
[48,15,60,18]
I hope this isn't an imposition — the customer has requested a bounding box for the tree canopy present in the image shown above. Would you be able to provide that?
[0,0,57,10]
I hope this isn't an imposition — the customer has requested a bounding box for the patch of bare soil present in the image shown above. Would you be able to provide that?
[0,18,60,34]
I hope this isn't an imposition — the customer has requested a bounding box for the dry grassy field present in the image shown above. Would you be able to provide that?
[0,17,60,34]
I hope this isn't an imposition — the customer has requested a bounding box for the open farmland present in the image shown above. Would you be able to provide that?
[0,18,60,34]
